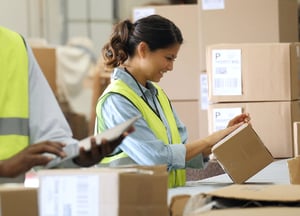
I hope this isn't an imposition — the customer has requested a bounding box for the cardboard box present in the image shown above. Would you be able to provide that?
[293,122,300,156]
[32,47,57,94]
[206,43,300,103]
[211,123,273,184]
[0,185,38,216]
[208,101,300,158]
[198,0,298,71]
[38,165,168,216]
[288,156,300,184]
[183,184,300,216]
[169,194,191,216]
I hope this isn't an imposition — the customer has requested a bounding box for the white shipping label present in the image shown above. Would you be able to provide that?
[39,175,100,216]
[212,49,242,96]
[202,0,225,10]
[212,107,242,132]
[200,73,209,110]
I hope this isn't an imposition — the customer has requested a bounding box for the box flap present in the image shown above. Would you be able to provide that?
[207,184,300,202]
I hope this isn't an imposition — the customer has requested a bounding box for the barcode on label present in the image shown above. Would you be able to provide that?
[214,78,239,89]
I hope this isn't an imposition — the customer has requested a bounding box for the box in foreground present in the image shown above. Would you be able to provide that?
[38,165,168,216]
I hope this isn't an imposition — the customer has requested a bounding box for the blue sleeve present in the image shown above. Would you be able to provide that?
[100,93,187,170]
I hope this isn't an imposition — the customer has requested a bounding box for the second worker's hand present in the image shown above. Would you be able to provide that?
[73,126,135,167]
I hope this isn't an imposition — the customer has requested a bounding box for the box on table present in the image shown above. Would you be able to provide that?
[288,156,300,184]
[0,185,38,216]
[38,165,168,216]
[206,43,300,103]
[32,47,57,95]
[208,101,300,158]
[183,184,300,216]
[211,123,273,184]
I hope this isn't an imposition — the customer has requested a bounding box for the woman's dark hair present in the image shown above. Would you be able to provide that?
[102,14,183,69]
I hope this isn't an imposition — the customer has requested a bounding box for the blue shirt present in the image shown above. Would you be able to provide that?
[99,67,204,170]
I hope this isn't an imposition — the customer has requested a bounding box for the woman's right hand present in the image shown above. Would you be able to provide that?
[202,122,244,157]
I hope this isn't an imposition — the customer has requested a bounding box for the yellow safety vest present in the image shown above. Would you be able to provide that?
[0,26,29,160]
[96,79,186,188]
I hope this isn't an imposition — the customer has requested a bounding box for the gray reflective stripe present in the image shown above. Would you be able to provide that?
[0,118,29,136]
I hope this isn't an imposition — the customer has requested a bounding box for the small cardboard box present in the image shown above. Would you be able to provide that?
[0,185,38,216]
[212,123,274,184]
[208,101,300,158]
[206,43,300,103]
[38,165,168,216]
[183,184,300,216]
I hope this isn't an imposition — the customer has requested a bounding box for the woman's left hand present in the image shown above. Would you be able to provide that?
[227,113,251,128]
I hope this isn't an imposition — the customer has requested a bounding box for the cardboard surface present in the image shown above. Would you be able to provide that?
[293,122,300,156]
[184,184,300,216]
[208,101,300,158]
[206,43,300,103]
[32,47,57,94]
[38,165,168,216]
[0,185,38,216]
[288,156,300,184]
[169,194,191,216]
[198,0,298,72]
[212,124,273,184]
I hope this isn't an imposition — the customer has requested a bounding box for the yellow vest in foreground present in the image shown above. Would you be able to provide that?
[0,26,29,159]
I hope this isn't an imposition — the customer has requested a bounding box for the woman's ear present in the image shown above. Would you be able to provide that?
[137,41,149,58]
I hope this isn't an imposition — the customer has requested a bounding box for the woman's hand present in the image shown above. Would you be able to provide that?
[202,122,244,157]
[227,113,250,127]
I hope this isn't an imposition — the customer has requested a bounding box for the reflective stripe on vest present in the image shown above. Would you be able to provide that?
[96,79,186,188]
[0,26,29,160]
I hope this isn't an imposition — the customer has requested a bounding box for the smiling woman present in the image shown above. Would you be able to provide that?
[94,14,250,188]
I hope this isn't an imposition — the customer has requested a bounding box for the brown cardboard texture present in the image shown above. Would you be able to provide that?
[208,101,300,158]
[198,0,298,72]
[288,156,300,184]
[293,122,300,156]
[0,185,38,216]
[38,165,168,216]
[212,123,273,184]
[206,43,300,103]
[184,184,300,216]
[169,194,191,216]
[32,47,57,94]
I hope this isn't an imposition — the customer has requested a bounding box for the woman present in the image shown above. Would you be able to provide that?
[96,15,250,187]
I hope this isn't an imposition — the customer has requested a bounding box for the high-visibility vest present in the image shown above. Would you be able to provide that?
[0,26,29,160]
[96,79,186,188]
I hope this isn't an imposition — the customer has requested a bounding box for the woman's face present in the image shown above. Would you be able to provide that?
[140,43,181,83]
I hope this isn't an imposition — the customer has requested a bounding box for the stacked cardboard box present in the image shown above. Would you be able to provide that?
[207,43,300,158]
[38,165,168,216]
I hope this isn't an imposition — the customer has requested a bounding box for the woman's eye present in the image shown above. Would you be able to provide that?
[165,56,175,62]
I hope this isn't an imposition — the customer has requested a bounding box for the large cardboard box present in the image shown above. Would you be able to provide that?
[198,0,298,71]
[183,184,300,216]
[38,165,168,216]
[212,123,273,184]
[0,185,38,216]
[32,47,57,94]
[208,101,300,158]
[206,43,300,103]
